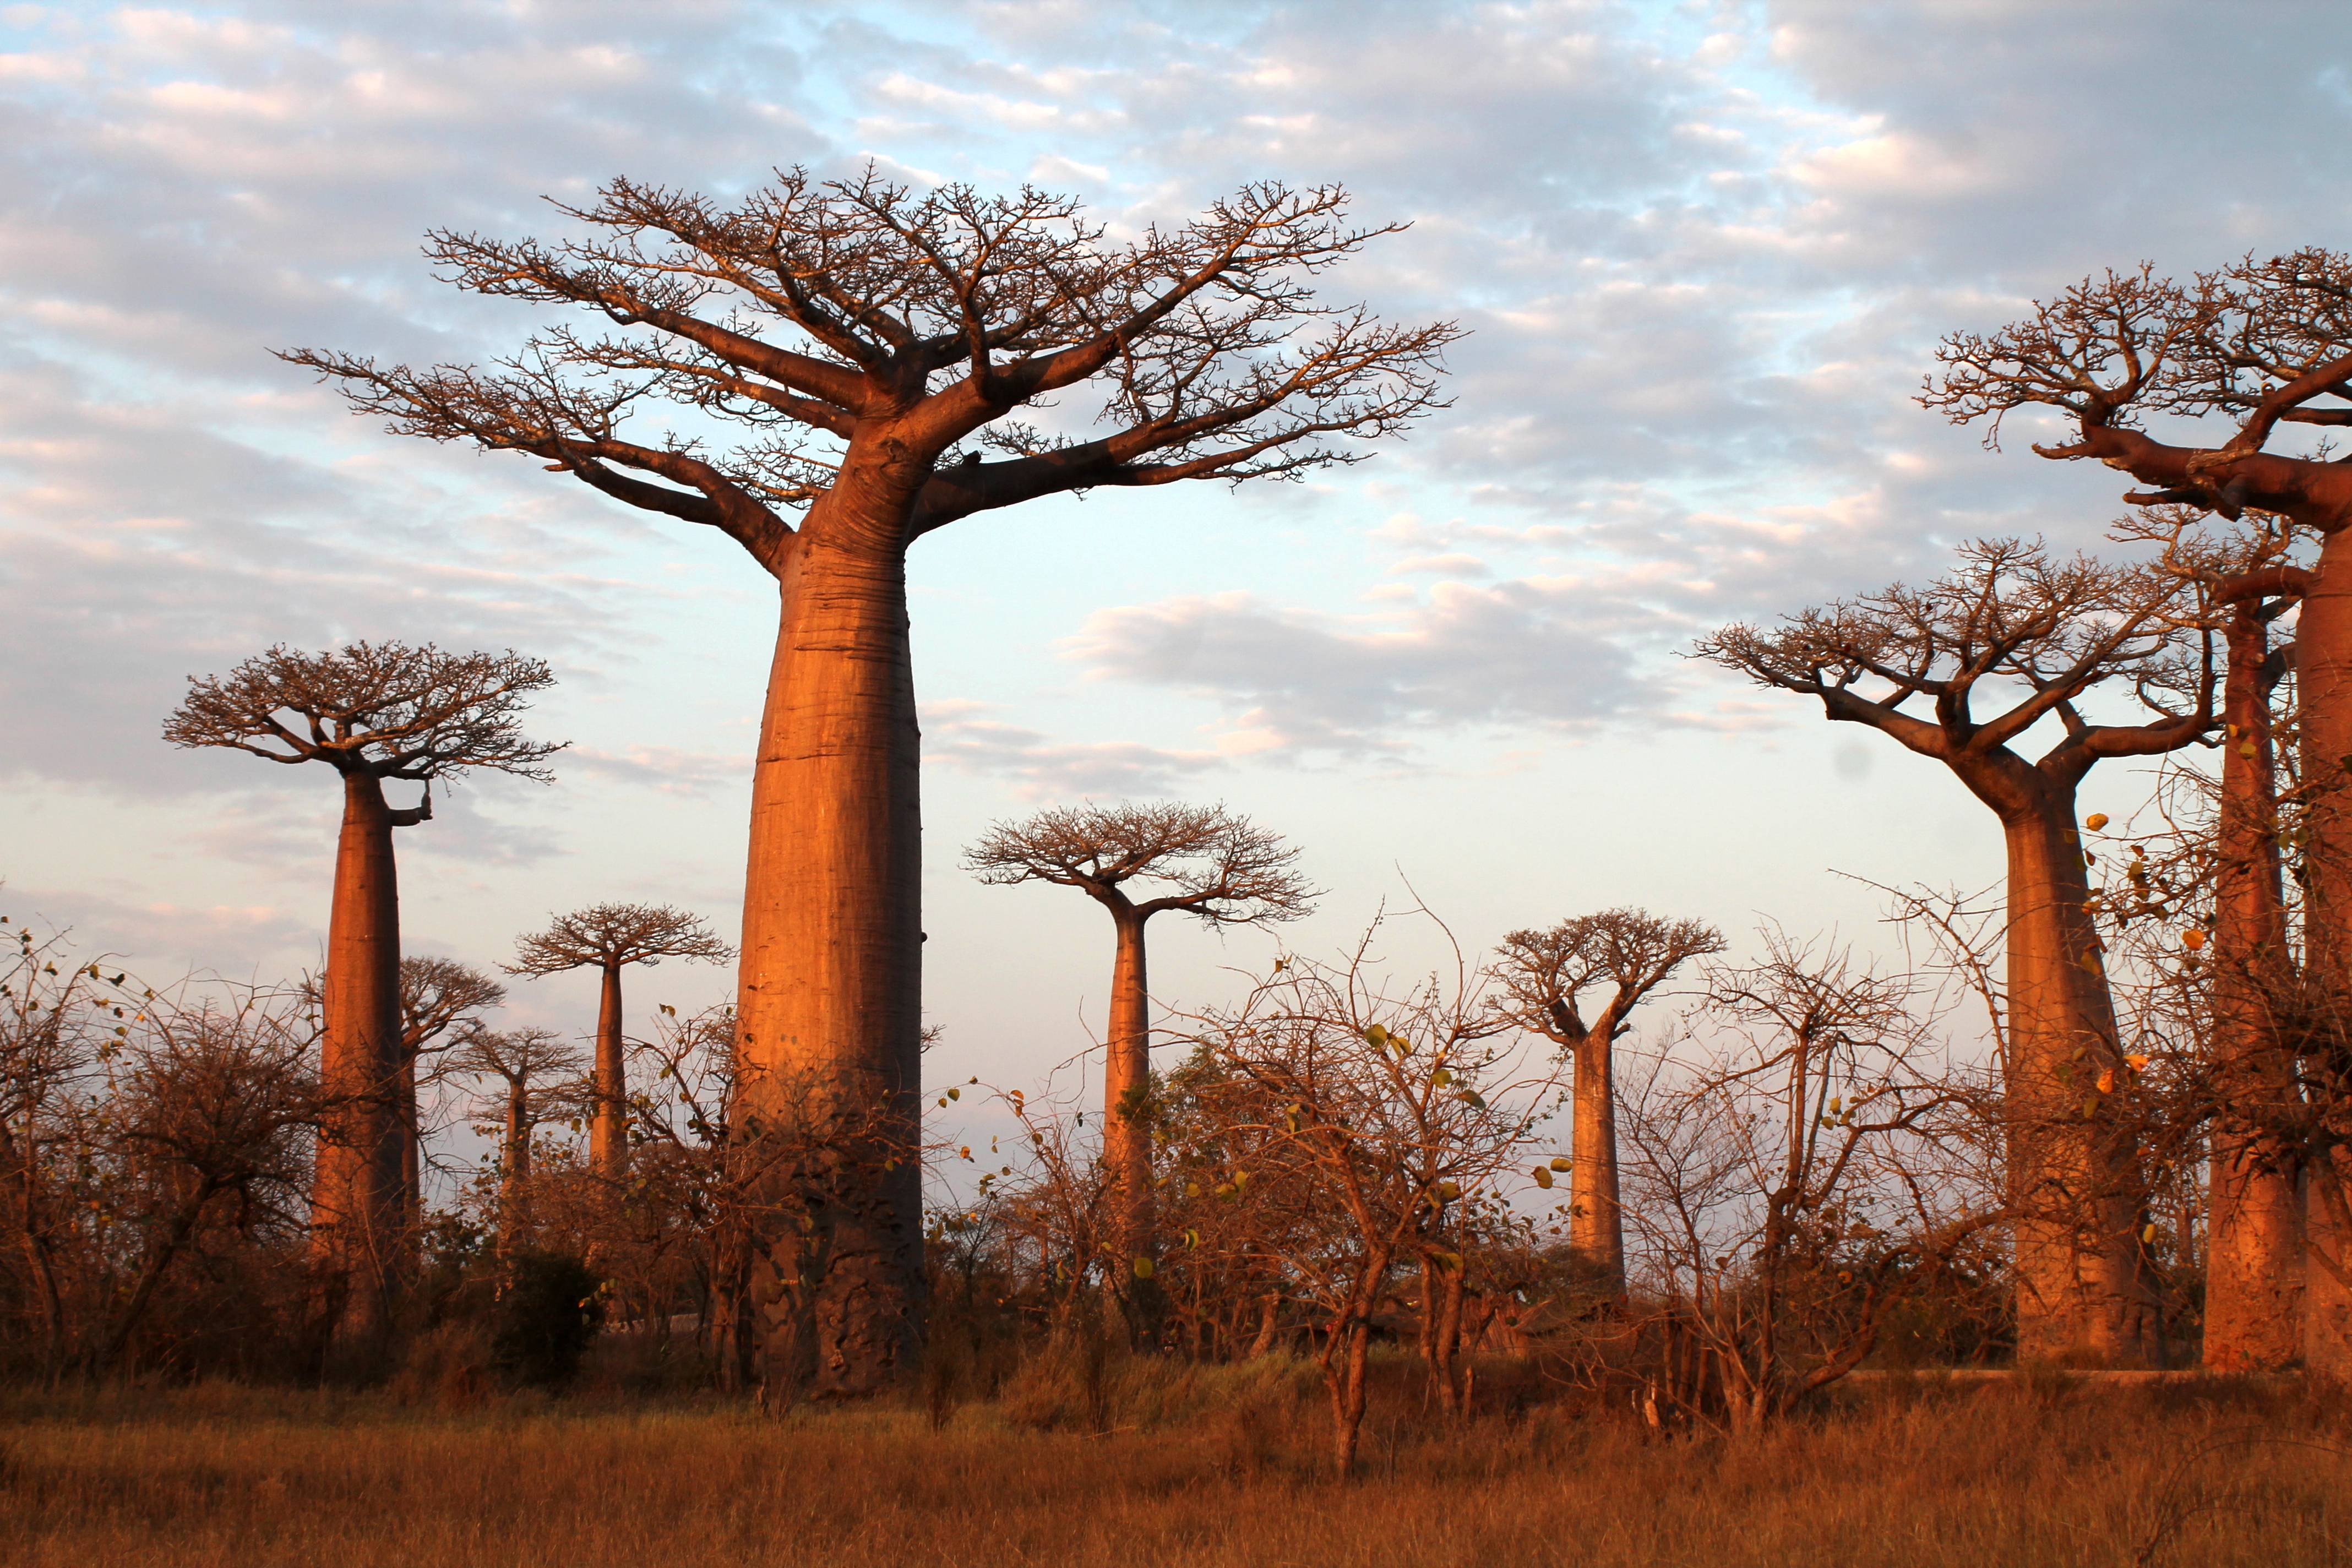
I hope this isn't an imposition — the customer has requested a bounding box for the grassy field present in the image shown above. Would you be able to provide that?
[1,1362,2346,1567]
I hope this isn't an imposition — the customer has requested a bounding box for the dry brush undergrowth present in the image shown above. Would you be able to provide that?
[0,1361,2344,1568]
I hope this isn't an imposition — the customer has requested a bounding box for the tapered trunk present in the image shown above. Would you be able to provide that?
[2206,604,2305,1369]
[592,962,627,1178]
[2300,527,2352,1375]
[1997,785,2155,1363]
[1569,1029,1624,1293]
[1104,906,1157,1314]
[735,509,924,1401]
[314,769,407,1362]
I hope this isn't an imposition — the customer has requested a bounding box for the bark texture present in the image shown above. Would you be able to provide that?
[1994,786,2155,1362]
[738,525,925,1401]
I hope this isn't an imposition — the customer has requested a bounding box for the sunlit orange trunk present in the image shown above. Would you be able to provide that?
[2206,603,2304,1370]
[2299,529,2352,1375]
[736,489,924,1400]
[1994,787,2155,1363]
[1568,1031,1624,1293]
[591,963,627,1178]
[1106,908,1155,1289]
[314,770,406,1359]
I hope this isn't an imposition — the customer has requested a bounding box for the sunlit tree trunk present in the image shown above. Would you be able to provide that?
[1999,791,2155,1363]
[2207,602,2305,1369]
[314,769,407,1363]
[736,504,925,1401]
[1106,905,1157,1314]
[1569,1027,1624,1292]
[592,962,627,1178]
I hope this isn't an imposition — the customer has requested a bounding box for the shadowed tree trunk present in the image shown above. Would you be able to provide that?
[2203,577,2309,1369]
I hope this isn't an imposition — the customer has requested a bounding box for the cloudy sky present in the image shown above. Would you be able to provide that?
[4,0,2348,1132]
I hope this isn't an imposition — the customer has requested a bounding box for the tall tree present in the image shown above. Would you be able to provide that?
[964,803,1314,1323]
[1487,908,1723,1295]
[506,904,732,1179]
[280,170,1453,1395]
[1922,255,2352,1368]
[162,643,560,1361]
[1696,540,2212,1363]
[2116,509,2311,1369]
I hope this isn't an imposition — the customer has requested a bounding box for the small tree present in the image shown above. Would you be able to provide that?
[507,905,732,1179]
[964,803,1314,1317]
[454,1027,583,1246]
[1174,916,1560,1473]
[1620,933,1997,1430]
[1488,909,1724,1295]
[1696,540,2212,1364]
[96,997,316,1375]
[164,643,561,1358]
[284,171,1456,1393]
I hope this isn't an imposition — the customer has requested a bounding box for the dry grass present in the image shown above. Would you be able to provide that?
[1,1362,2346,1567]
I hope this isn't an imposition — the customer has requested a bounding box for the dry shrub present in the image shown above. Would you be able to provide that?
[386,1321,492,1413]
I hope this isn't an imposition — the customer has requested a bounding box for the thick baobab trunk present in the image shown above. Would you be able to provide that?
[736,515,925,1401]
[591,962,627,1178]
[315,769,407,1362]
[1999,791,2155,1363]
[1105,906,1157,1304]
[2206,603,2305,1370]
[1568,1029,1624,1294]
[2299,527,2352,1376]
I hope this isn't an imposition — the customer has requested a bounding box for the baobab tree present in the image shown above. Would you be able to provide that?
[1696,540,2213,1363]
[963,803,1314,1315]
[507,903,733,1179]
[279,170,1452,1393]
[2116,508,2311,1370]
[1487,908,1724,1295]
[395,957,507,1223]
[454,1026,582,1245]
[1924,257,2352,1367]
[162,643,560,1359]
